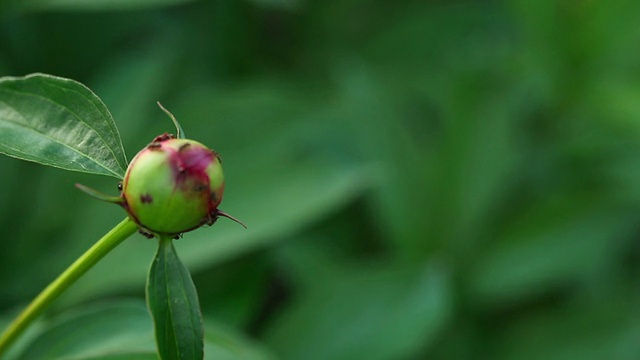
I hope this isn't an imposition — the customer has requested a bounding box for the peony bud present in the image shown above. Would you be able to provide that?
[121,133,226,236]
[76,104,245,238]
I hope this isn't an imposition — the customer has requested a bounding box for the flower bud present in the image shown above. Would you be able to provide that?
[121,134,225,236]
[75,103,245,237]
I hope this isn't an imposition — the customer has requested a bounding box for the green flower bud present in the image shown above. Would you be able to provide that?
[75,104,245,238]
[120,133,245,237]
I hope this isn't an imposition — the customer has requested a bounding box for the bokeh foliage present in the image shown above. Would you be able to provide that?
[2,0,640,359]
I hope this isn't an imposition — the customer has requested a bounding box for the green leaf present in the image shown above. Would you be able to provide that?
[266,261,453,360]
[466,196,636,306]
[0,73,128,178]
[147,236,204,360]
[4,299,274,360]
[14,301,157,360]
[203,319,277,360]
[493,297,640,360]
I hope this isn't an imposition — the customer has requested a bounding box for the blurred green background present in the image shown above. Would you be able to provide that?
[2,0,640,359]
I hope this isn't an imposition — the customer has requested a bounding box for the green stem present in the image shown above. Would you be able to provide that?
[0,217,138,355]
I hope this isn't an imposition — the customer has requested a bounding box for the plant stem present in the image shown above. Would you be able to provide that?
[0,217,138,355]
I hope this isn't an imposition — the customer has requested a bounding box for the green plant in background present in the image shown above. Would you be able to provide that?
[0,73,244,359]
[4,1,640,360]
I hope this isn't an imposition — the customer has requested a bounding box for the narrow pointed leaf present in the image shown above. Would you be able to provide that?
[75,183,125,203]
[157,101,186,139]
[147,236,204,360]
[0,73,128,178]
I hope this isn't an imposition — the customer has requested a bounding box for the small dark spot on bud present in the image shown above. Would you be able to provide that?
[140,194,153,204]
[194,184,207,192]
[117,181,123,191]
[211,193,218,203]
[173,233,183,240]
[148,143,162,150]
[179,143,191,152]
[152,133,174,143]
